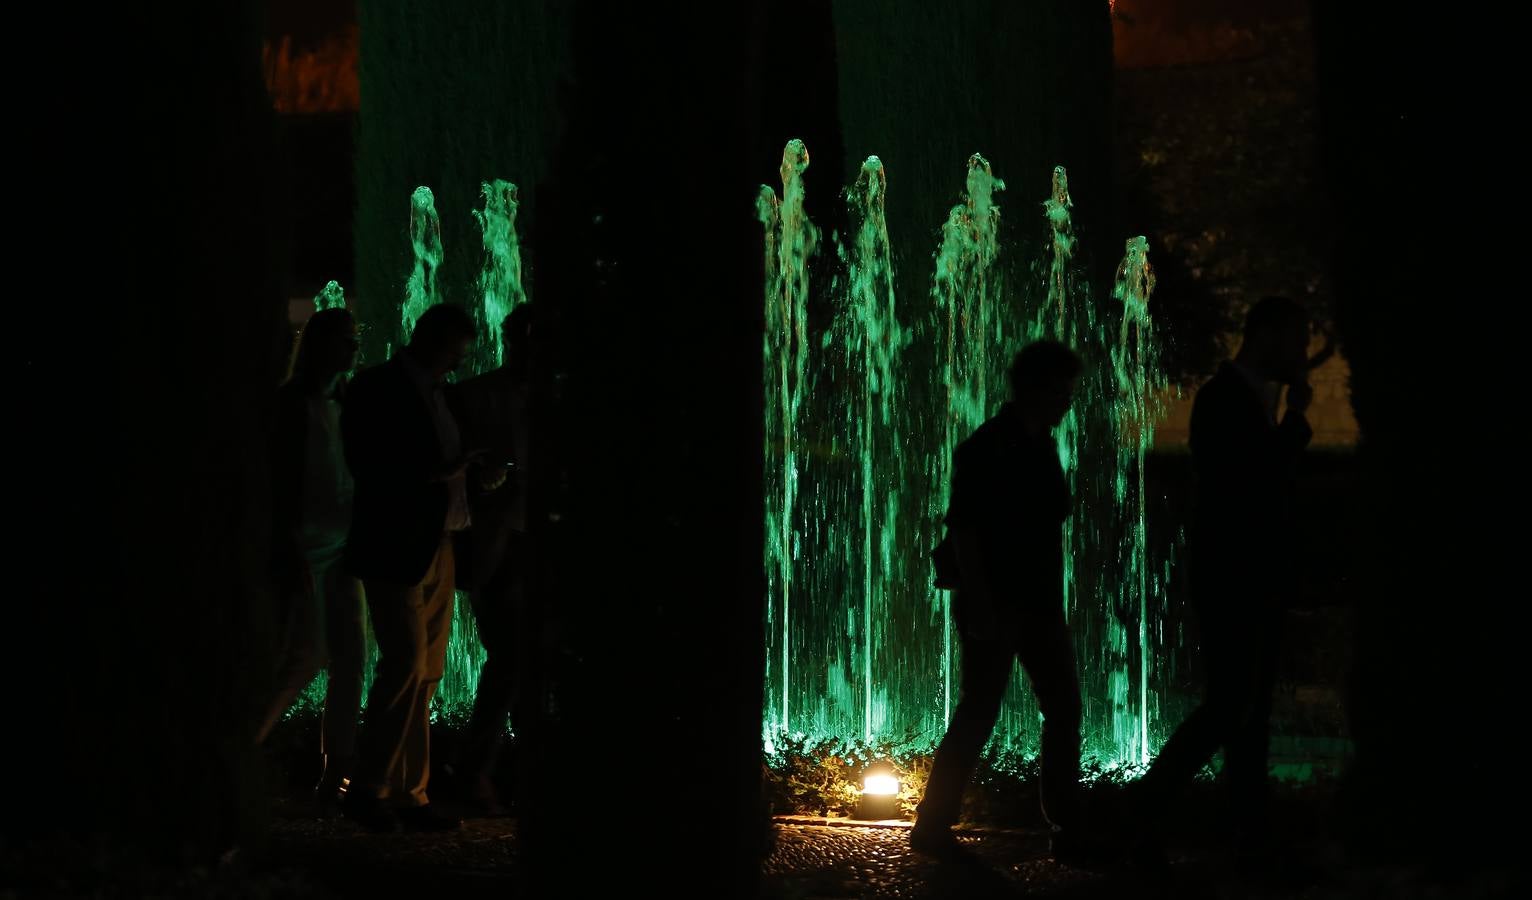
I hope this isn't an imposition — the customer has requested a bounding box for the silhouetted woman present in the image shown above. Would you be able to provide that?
[257,307,367,806]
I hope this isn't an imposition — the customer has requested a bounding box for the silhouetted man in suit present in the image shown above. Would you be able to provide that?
[339,304,479,833]
[1133,296,1314,858]
[913,341,1097,865]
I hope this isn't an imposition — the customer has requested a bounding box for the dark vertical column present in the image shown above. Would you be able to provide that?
[13,0,286,860]
[1317,6,1520,860]
[522,2,770,892]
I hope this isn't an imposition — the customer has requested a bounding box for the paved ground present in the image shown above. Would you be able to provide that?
[4,806,1518,898]
[253,802,1521,899]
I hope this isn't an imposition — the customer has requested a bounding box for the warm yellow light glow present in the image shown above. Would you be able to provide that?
[863,774,899,795]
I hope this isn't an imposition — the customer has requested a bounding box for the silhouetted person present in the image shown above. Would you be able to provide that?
[258,308,366,808]
[1132,296,1313,858]
[913,341,1096,864]
[445,304,536,815]
[339,304,480,833]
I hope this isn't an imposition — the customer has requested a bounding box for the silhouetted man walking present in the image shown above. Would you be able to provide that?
[1133,296,1314,858]
[913,341,1095,864]
[340,304,479,833]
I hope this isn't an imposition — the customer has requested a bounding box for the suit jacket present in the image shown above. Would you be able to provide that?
[342,356,451,585]
[1189,362,1312,603]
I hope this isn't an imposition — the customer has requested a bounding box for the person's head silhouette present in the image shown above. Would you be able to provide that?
[1009,341,1082,432]
[1237,296,1310,384]
[407,304,477,379]
[287,307,359,387]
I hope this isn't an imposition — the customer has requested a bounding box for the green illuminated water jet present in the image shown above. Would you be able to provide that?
[1020,168,1174,768]
[840,157,909,743]
[472,179,527,370]
[928,154,1039,744]
[401,186,443,340]
[1033,167,1080,625]
[1109,234,1167,767]
[314,280,347,311]
[759,139,818,748]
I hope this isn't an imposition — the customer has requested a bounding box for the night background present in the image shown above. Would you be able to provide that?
[4,1,1522,897]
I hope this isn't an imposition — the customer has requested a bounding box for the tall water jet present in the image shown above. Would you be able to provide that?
[1019,170,1182,769]
[1044,168,1075,331]
[757,184,785,744]
[1033,167,1082,622]
[928,154,1016,729]
[401,185,443,340]
[472,179,528,371]
[932,155,1007,485]
[1109,234,1167,766]
[1027,166,1122,763]
[760,139,818,744]
[840,156,909,742]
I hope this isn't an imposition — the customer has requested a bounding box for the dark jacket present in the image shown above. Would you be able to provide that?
[1189,362,1312,603]
[944,403,1070,615]
[342,356,451,585]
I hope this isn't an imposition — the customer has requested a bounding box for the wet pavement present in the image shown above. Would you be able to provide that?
[260,804,1521,899]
